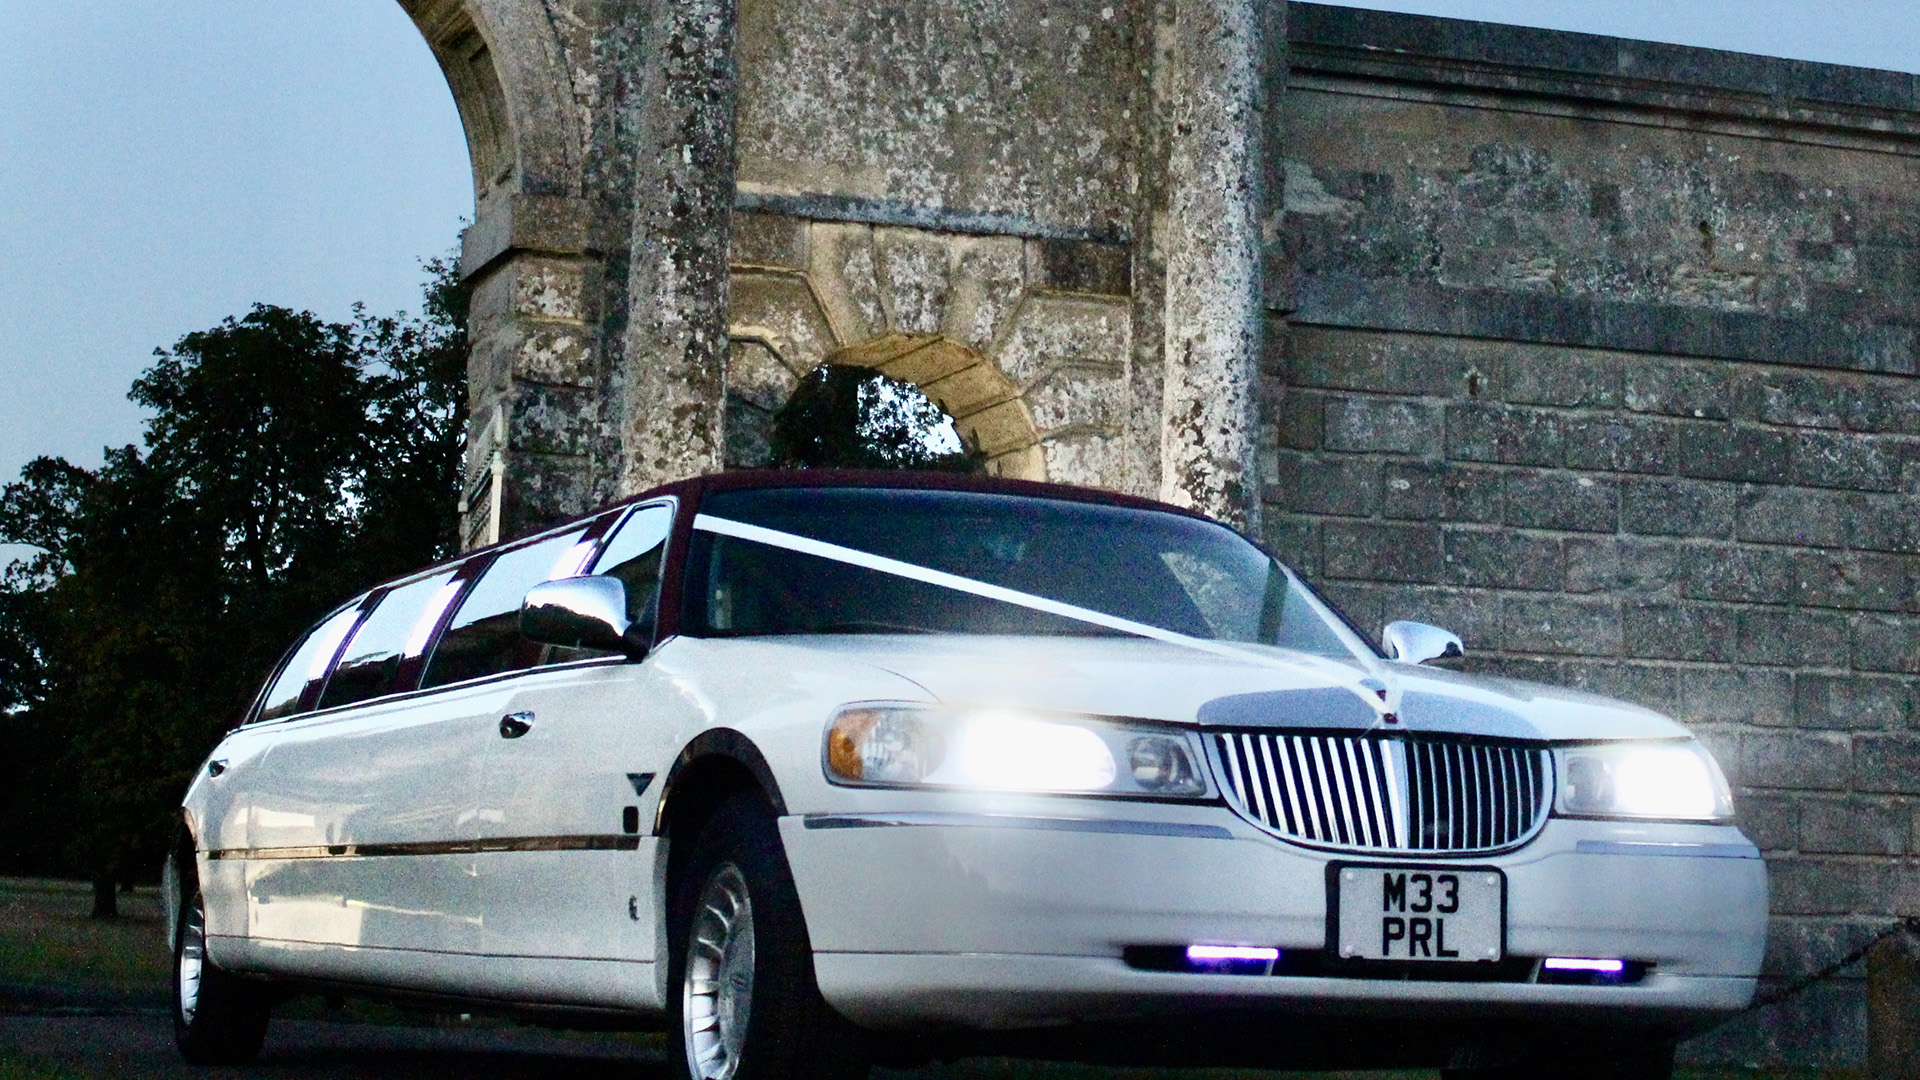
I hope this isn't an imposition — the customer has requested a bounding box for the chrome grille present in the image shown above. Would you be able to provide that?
[1209,731,1551,854]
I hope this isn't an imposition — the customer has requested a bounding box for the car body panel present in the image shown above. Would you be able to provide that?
[178,472,1768,1049]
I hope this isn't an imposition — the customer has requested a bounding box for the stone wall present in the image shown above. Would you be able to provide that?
[401,0,1920,1064]
[1267,5,1920,1067]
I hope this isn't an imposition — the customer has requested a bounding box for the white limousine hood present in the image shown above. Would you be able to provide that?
[780,634,1687,742]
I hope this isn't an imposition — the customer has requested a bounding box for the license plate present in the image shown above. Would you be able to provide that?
[1331,864,1505,962]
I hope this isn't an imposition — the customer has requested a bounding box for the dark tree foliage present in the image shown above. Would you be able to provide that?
[0,258,467,905]
[770,364,979,472]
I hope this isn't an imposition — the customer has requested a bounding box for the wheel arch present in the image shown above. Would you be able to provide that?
[654,727,788,840]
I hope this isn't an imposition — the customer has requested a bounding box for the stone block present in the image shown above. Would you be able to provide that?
[1446,403,1562,467]
[1737,607,1850,669]
[1026,238,1129,297]
[730,210,810,270]
[1744,370,1849,429]
[1685,543,1802,604]
[1741,729,1853,790]
[1767,856,1868,915]
[1501,347,1619,408]
[1846,381,1920,435]
[1624,361,1730,420]
[1676,421,1793,484]
[1852,616,1920,674]
[1854,735,1920,795]
[1801,799,1908,856]
[729,270,840,371]
[1735,484,1855,548]
[1501,595,1622,657]
[512,328,595,387]
[507,383,598,456]
[1561,415,1676,475]
[1442,528,1564,590]
[1622,602,1736,663]
[1552,660,1679,712]
[1319,582,1385,636]
[1503,471,1618,533]
[1325,396,1441,455]
[1851,493,1920,554]
[510,257,590,323]
[1322,521,1445,583]
[1621,477,1736,538]
[1795,673,1914,731]
[1736,794,1800,852]
[1272,452,1378,518]
[1794,430,1904,492]
[1380,461,1504,522]
[1677,665,1792,726]
[1564,536,1684,595]
[1800,551,1913,613]
[1277,390,1325,450]
[1263,513,1321,576]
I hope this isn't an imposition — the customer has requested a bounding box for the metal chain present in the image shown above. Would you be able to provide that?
[1747,916,1920,1011]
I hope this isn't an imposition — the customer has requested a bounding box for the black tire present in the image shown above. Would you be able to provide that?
[670,791,868,1080]
[172,884,271,1065]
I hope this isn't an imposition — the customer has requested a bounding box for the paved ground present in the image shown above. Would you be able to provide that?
[0,1013,670,1079]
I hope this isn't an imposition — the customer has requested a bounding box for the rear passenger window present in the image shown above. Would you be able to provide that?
[422,528,590,689]
[316,569,463,710]
[591,504,675,635]
[254,603,366,723]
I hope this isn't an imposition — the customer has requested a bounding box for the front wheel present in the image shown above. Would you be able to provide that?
[673,793,867,1080]
[173,887,270,1065]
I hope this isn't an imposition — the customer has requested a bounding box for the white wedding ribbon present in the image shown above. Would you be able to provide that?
[692,512,1387,712]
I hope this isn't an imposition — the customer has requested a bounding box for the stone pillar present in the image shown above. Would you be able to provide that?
[617,0,740,493]
[459,194,601,547]
[1151,0,1276,530]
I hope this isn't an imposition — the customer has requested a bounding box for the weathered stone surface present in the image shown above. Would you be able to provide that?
[417,2,1920,1066]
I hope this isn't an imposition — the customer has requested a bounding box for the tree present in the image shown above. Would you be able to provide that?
[0,258,468,907]
[770,364,979,471]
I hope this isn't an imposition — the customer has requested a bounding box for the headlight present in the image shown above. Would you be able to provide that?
[1554,740,1733,821]
[825,704,1211,798]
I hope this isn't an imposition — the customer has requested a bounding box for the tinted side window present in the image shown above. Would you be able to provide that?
[254,603,366,723]
[591,504,675,633]
[316,569,463,710]
[422,528,590,689]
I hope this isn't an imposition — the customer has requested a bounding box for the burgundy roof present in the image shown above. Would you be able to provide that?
[622,468,1214,521]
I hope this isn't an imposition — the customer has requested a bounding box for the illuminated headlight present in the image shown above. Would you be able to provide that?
[1554,740,1734,821]
[825,705,1211,798]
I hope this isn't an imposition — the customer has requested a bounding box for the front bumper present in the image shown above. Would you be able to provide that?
[779,803,1766,1032]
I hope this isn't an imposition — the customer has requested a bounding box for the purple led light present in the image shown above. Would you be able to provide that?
[1543,957,1625,973]
[1186,945,1280,962]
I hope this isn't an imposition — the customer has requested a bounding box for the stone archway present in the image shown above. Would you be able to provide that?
[399,0,600,548]
[726,212,1133,486]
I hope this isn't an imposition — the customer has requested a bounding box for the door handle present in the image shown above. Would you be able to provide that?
[499,712,534,739]
[207,759,228,777]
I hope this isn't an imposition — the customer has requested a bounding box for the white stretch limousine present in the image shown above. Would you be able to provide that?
[168,471,1766,1080]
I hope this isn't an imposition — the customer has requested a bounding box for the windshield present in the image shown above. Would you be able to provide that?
[685,487,1373,659]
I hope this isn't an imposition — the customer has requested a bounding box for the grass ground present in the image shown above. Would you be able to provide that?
[0,878,1863,1080]
[0,877,169,1003]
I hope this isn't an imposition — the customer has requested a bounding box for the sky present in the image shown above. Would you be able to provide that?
[1,2,1917,494]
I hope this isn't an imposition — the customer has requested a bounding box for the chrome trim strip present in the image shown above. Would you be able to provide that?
[205,835,642,861]
[1575,840,1760,859]
[800,812,1234,839]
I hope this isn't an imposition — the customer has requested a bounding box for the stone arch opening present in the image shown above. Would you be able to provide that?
[725,330,1047,480]
[824,334,1045,480]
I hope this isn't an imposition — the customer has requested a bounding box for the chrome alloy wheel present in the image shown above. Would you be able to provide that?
[177,895,206,1027]
[683,863,756,1080]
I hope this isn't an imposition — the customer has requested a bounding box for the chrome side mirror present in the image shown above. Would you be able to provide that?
[521,575,643,657]
[1382,620,1464,665]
